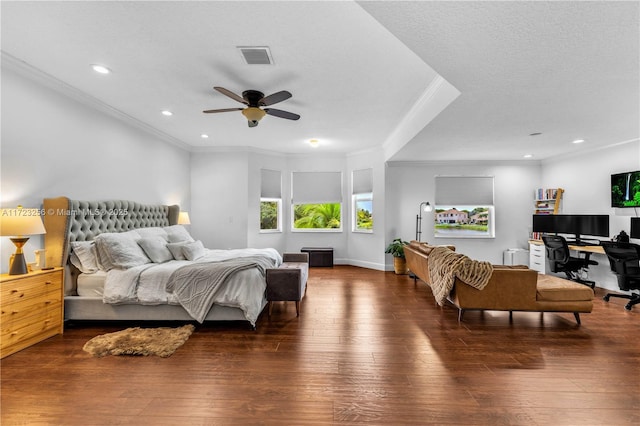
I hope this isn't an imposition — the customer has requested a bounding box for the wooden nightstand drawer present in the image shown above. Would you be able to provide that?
[1,272,61,304]
[1,268,64,358]
[1,288,62,325]
[1,305,62,350]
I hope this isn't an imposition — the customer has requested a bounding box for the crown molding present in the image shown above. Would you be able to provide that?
[385,159,542,167]
[1,51,191,151]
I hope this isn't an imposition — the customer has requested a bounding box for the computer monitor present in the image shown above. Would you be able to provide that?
[532,215,556,233]
[532,214,609,244]
[631,217,640,239]
[577,215,609,238]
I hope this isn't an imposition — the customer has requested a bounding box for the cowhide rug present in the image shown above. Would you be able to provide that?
[83,324,195,358]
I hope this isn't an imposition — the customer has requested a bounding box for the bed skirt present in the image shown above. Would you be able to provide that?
[64,296,267,323]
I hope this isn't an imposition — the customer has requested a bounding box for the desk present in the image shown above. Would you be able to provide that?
[528,240,604,273]
[529,239,604,253]
[568,244,605,255]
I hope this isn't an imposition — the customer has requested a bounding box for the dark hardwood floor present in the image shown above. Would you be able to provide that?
[2,266,638,425]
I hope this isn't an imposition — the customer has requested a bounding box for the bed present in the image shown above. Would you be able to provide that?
[43,197,281,327]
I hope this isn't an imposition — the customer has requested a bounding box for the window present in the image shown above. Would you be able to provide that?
[353,193,373,231]
[292,203,341,229]
[260,198,281,232]
[260,169,282,232]
[291,171,342,232]
[434,176,495,238]
[352,168,373,232]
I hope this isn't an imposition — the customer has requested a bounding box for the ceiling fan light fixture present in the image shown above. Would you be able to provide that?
[309,139,319,148]
[242,107,266,122]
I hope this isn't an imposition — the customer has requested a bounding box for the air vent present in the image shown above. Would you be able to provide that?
[237,46,273,65]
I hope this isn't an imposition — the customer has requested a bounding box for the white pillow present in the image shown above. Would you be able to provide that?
[138,237,174,263]
[94,231,150,270]
[69,241,100,273]
[164,225,195,243]
[167,242,189,260]
[135,227,169,241]
[182,240,205,261]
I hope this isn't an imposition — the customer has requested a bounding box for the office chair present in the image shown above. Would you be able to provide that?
[541,235,597,288]
[601,241,640,311]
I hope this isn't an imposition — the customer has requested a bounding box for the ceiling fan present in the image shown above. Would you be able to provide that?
[203,87,300,127]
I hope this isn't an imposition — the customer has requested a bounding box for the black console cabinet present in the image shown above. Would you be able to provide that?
[300,247,334,267]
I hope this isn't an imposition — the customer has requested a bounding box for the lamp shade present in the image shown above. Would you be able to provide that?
[0,209,46,236]
[177,211,191,225]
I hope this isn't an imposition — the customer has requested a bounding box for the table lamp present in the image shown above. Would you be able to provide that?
[1,207,47,275]
[178,211,191,225]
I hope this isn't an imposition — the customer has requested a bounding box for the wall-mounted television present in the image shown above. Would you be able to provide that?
[611,170,640,207]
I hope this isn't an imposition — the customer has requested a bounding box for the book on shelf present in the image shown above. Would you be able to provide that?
[535,188,559,200]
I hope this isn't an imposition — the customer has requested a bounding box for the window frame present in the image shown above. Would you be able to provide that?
[352,192,373,233]
[259,197,282,233]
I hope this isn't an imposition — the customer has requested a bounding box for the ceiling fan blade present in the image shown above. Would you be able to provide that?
[214,87,248,105]
[203,108,244,113]
[260,90,292,106]
[264,108,300,120]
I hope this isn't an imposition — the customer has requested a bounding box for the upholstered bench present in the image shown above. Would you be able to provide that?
[266,253,309,317]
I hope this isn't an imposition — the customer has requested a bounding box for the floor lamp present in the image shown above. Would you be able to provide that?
[415,201,433,242]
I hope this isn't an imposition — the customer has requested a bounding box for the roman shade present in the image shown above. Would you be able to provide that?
[261,169,281,199]
[352,168,373,194]
[435,176,494,205]
[292,171,342,204]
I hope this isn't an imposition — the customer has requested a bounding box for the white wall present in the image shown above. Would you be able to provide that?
[347,149,387,270]
[189,151,249,249]
[385,161,542,265]
[542,140,640,291]
[1,66,191,273]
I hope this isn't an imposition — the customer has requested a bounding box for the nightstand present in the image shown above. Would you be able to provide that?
[1,267,64,358]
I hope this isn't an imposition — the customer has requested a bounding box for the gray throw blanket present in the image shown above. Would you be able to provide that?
[166,256,276,323]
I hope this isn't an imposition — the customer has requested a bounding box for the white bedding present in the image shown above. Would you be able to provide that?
[77,270,107,297]
[100,247,282,325]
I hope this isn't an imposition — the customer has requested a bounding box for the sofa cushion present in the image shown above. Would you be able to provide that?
[536,275,594,301]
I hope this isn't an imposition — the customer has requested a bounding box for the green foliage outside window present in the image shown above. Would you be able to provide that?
[356,208,373,229]
[260,201,279,230]
[293,203,341,229]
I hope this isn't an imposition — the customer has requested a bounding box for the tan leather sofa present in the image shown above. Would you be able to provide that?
[404,241,594,324]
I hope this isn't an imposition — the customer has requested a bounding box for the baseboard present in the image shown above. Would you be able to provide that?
[335,258,389,271]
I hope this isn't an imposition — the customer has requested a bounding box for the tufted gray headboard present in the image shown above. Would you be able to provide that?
[43,197,179,268]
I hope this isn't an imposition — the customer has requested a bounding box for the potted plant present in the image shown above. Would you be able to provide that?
[385,238,410,275]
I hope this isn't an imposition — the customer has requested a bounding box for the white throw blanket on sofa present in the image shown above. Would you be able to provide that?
[427,246,494,306]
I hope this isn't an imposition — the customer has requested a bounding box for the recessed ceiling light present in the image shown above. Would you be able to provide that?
[201,134,209,139]
[523,154,533,158]
[91,64,111,74]
[161,110,173,116]
[309,139,319,148]
[572,139,585,144]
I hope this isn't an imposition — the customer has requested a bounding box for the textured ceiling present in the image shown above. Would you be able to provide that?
[361,1,640,161]
[2,1,638,162]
